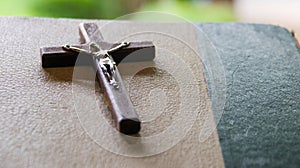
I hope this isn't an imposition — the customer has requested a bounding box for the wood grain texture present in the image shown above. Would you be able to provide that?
[0,17,224,168]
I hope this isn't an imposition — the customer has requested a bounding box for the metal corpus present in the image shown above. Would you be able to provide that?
[40,23,155,134]
[63,42,130,88]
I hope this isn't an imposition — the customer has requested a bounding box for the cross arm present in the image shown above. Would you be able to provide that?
[40,23,155,68]
[41,41,155,68]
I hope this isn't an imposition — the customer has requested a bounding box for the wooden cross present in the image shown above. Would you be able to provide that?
[40,23,155,135]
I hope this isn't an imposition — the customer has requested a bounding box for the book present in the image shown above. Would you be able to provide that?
[0,17,299,167]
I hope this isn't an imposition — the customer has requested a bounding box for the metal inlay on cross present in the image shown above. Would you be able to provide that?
[40,23,155,135]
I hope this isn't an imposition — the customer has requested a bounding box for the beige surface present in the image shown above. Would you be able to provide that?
[0,17,224,168]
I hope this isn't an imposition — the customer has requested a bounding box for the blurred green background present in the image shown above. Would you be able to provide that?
[0,0,235,21]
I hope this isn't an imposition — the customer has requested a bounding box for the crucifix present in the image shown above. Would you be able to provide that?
[40,23,155,135]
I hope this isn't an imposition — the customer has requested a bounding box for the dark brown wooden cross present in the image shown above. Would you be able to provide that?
[40,23,155,135]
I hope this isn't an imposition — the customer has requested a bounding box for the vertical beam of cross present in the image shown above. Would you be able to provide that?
[40,23,155,134]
